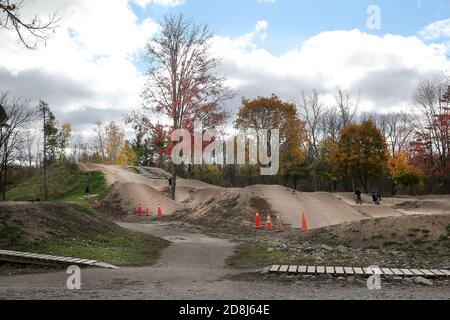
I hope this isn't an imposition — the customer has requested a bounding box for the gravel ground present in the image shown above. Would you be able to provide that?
[0,222,449,300]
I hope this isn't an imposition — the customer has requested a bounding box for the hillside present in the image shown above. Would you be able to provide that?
[6,162,107,202]
[0,202,169,267]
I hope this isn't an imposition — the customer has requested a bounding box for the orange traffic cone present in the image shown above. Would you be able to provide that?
[158,204,163,218]
[301,211,308,231]
[254,213,262,229]
[137,204,142,217]
[265,214,273,231]
[276,215,284,232]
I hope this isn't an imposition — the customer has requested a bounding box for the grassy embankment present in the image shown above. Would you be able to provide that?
[1,162,169,272]
[6,161,107,203]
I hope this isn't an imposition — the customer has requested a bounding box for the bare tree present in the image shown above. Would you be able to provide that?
[92,121,107,160]
[70,134,85,163]
[413,76,450,182]
[321,107,340,142]
[298,90,324,159]
[142,13,235,200]
[0,0,59,49]
[23,121,36,174]
[335,87,359,129]
[0,93,34,200]
[361,112,415,156]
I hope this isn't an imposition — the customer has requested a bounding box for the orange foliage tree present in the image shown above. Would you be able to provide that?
[234,95,307,175]
[388,151,423,191]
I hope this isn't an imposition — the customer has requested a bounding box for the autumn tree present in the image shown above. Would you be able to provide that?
[54,123,72,160]
[118,142,137,167]
[151,123,169,168]
[105,121,124,165]
[0,0,59,49]
[142,13,234,200]
[316,138,338,191]
[329,120,389,192]
[388,151,423,194]
[234,95,306,179]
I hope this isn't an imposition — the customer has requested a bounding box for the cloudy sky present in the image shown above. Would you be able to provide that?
[0,0,449,134]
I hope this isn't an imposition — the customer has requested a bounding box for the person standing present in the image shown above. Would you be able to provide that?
[355,189,363,205]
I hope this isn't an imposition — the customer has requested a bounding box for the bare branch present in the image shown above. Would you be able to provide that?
[0,0,59,49]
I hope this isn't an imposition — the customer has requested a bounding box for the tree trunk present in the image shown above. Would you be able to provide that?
[43,157,48,201]
[2,163,7,201]
[43,113,49,202]
[170,162,177,200]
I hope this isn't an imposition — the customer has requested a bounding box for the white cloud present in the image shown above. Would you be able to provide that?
[212,28,449,114]
[0,0,160,131]
[131,0,185,8]
[1,2,449,135]
[257,0,276,3]
[419,18,450,40]
[255,20,269,41]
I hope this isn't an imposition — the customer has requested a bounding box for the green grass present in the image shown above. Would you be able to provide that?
[227,244,290,269]
[6,161,107,202]
[11,231,168,266]
[1,202,169,266]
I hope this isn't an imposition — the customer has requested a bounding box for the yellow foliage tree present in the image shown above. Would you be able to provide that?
[118,142,137,167]
[234,95,307,175]
[329,120,389,192]
[388,151,423,189]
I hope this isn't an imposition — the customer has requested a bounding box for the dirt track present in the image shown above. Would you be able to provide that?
[1,222,449,300]
[0,164,441,299]
[82,164,449,230]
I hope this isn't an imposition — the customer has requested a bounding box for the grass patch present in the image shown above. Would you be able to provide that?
[6,161,107,202]
[0,202,169,267]
[227,244,290,269]
[10,231,168,266]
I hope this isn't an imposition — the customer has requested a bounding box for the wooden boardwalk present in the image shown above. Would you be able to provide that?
[0,250,119,269]
[269,265,450,278]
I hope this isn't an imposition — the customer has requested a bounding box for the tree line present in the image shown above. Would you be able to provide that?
[1,13,449,201]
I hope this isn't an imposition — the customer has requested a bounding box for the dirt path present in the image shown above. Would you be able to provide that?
[1,222,449,300]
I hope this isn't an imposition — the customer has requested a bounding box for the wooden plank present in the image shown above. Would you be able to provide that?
[0,250,118,269]
[298,266,307,274]
[307,266,316,274]
[363,268,373,275]
[439,270,450,276]
[335,267,345,275]
[410,269,424,276]
[316,266,325,274]
[373,267,383,275]
[344,267,354,275]
[381,268,394,276]
[353,268,364,275]
[400,269,414,276]
[288,266,298,274]
[269,265,280,273]
[326,267,334,274]
[430,270,445,276]
[420,269,435,277]
[279,265,289,273]
[391,269,404,276]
